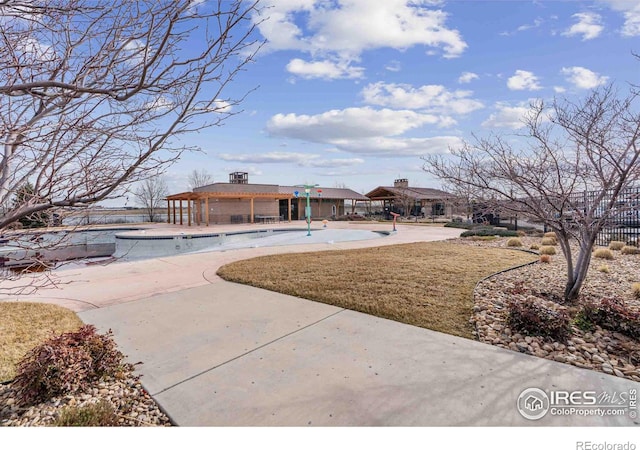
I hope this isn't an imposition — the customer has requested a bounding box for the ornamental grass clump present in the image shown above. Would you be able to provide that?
[633,283,640,300]
[593,248,614,260]
[507,237,522,247]
[541,237,557,246]
[53,400,119,427]
[621,246,640,255]
[539,246,556,255]
[597,264,610,273]
[608,241,626,251]
[12,325,127,406]
[539,254,551,263]
[530,243,540,250]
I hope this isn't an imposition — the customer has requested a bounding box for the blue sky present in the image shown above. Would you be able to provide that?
[158,0,640,200]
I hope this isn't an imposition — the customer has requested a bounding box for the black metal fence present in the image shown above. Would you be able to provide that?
[564,187,640,246]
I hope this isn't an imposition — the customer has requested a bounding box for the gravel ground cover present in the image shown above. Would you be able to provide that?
[466,236,640,382]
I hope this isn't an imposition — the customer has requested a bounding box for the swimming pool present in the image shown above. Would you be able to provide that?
[113,228,389,260]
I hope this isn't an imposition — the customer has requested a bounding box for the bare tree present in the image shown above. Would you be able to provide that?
[424,85,640,302]
[188,169,213,190]
[134,176,168,222]
[0,0,262,230]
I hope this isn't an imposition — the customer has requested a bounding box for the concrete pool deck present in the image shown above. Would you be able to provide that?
[2,222,639,426]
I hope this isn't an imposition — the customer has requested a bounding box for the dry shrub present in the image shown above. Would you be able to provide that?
[633,283,640,300]
[508,298,570,342]
[593,248,614,260]
[621,246,640,255]
[539,246,556,255]
[579,298,640,339]
[608,241,626,251]
[597,264,610,273]
[507,237,522,247]
[12,325,127,406]
[543,232,557,239]
[541,237,557,246]
[539,254,551,263]
[530,243,540,250]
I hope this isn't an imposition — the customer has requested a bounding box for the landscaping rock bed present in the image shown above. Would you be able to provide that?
[0,370,171,427]
[466,236,640,382]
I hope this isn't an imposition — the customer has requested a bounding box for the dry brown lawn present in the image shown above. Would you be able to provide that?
[218,241,536,339]
[0,302,83,382]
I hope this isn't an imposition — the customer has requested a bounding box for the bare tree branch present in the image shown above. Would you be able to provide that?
[424,84,640,301]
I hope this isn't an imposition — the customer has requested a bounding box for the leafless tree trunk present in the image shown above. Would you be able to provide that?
[134,176,168,222]
[0,0,262,230]
[424,85,640,302]
[187,169,213,191]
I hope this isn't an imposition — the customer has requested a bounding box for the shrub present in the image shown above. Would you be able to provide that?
[539,254,551,263]
[529,243,540,250]
[444,221,476,230]
[12,325,126,406]
[621,246,640,255]
[597,264,610,273]
[573,305,597,332]
[507,237,522,247]
[608,241,625,251]
[539,246,556,255]
[582,298,640,339]
[543,232,557,239]
[460,228,519,238]
[593,248,614,260]
[541,237,557,246]
[633,283,640,300]
[507,298,571,342]
[53,400,119,427]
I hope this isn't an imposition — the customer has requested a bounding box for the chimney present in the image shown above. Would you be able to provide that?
[229,172,248,184]
[394,178,408,188]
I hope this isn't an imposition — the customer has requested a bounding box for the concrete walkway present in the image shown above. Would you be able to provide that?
[3,223,639,425]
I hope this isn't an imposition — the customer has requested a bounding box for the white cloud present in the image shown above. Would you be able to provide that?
[599,0,640,36]
[332,136,463,156]
[458,72,479,84]
[553,86,566,93]
[218,151,363,168]
[286,58,364,80]
[385,60,402,72]
[482,101,549,130]
[561,66,609,89]
[361,82,484,116]
[267,107,451,143]
[254,0,467,79]
[507,70,542,91]
[562,12,604,40]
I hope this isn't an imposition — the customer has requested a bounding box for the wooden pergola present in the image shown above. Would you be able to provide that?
[165,191,295,226]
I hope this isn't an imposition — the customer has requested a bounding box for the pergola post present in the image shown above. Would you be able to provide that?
[179,201,183,225]
[172,200,176,224]
[205,197,209,226]
[250,197,254,223]
[187,200,192,226]
[287,198,291,222]
[166,201,170,224]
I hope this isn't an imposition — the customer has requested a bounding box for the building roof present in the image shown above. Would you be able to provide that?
[172,182,368,201]
[365,186,454,201]
[278,185,369,200]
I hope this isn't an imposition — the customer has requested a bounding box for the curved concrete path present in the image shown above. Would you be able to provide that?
[3,223,639,426]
